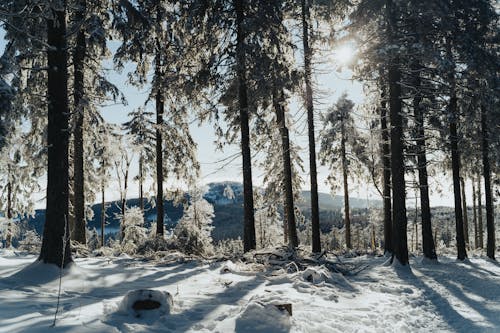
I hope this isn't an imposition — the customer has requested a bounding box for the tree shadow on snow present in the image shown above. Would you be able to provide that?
[0,259,210,332]
[103,275,267,332]
[397,260,499,332]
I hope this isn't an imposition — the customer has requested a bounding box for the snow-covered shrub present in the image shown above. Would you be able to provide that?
[120,207,148,255]
[0,217,20,248]
[174,187,214,256]
[136,236,174,255]
[18,229,41,253]
[87,228,100,251]
[216,237,244,257]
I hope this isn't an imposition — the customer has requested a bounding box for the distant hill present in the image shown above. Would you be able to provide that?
[25,181,382,241]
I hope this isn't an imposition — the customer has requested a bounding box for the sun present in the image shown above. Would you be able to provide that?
[333,45,356,66]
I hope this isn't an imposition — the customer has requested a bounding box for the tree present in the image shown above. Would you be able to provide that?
[300,0,321,253]
[174,186,214,255]
[69,0,120,245]
[385,0,409,265]
[114,0,199,239]
[0,125,42,248]
[123,107,155,214]
[39,1,72,267]
[320,93,367,250]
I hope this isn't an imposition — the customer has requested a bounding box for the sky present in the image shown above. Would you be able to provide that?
[0,26,466,209]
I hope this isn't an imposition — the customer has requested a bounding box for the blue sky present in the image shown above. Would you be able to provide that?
[0,27,463,207]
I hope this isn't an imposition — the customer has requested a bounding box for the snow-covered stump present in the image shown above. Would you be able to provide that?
[118,289,173,318]
[236,300,292,333]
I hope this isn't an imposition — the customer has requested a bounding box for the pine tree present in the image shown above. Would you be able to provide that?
[39,1,72,267]
[320,93,367,250]
[114,0,199,239]
[123,107,155,214]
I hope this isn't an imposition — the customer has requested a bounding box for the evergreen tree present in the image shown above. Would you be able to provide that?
[123,107,155,214]
[114,0,199,239]
[40,1,72,267]
[320,93,367,250]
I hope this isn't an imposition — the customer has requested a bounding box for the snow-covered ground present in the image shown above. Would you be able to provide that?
[0,250,499,332]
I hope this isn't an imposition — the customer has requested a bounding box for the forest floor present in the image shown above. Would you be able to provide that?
[0,249,499,332]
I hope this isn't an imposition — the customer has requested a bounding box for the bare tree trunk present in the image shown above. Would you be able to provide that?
[413,62,436,260]
[101,183,105,247]
[472,178,478,249]
[6,165,12,248]
[480,103,495,260]
[380,87,393,254]
[386,0,409,265]
[72,0,87,245]
[340,112,351,249]
[139,154,144,213]
[39,2,72,267]
[155,12,165,237]
[477,174,483,248]
[460,177,469,246]
[121,165,129,240]
[447,44,466,260]
[235,0,256,252]
[274,89,298,248]
[301,0,321,253]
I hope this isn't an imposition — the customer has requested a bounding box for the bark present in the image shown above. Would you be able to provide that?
[386,0,408,265]
[139,154,144,213]
[472,178,478,249]
[72,0,87,245]
[6,165,12,248]
[235,0,256,252]
[101,183,105,247]
[273,89,298,248]
[447,41,467,260]
[450,115,467,259]
[120,165,129,240]
[380,88,393,254]
[412,63,436,259]
[477,175,483,248]
[301,0,321,253]
[39,3,72,267]
[460,177,469,245]
[480,103,495,260]
[340,112,351,249]
[155,9,164,237]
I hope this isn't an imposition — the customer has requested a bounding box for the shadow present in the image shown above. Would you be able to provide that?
[400,260,499,332]
[103,275,265,332]
[0,258,211,332]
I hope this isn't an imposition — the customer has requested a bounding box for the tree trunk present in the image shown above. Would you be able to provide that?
[386,0,408,265]
[477,175,483,248]
[6,165,12,248]
[235,0,256,252]
[120,165,129,240]
[301,0,321,253]
[447,41,467,260]
[155,13,165,237]
[101,183,105,247]
[139,153,144,213]
[72,0,87,245]
[341,113,351,249]
[274,89,298,248]
[380,87,393,254]
[450,115,467,260]
[472,177,478,249]
[460,177,469,246]
[412,63,436,260]
[39,3,72,267]
[480,103,495,260]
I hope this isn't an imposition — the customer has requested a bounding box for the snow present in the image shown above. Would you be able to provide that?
[0,250,499,332]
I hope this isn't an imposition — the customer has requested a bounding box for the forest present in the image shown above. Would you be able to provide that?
[0,0,499,332]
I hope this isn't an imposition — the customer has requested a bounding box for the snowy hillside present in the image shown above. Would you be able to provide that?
[0,250,498,332]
